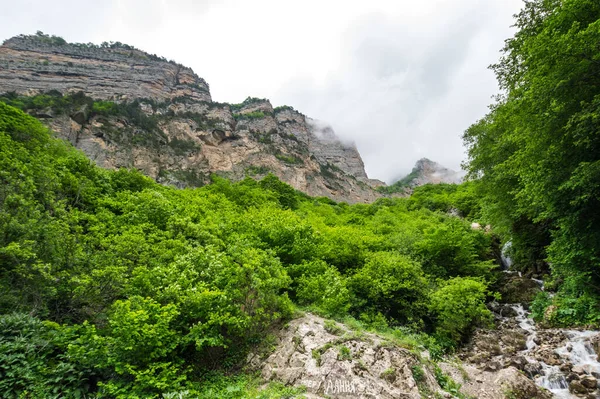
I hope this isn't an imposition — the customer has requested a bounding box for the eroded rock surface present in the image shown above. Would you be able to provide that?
[0,35,211,102]
[0,34,386,203]
[460,302,600,398]
[392,158,464,188]
[440,363,552,399]
[250,314,442,399]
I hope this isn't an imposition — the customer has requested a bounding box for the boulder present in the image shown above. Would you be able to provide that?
[440,364,552,399]
[580,375,598,389]
[70,104,89,125]
[569,380,589,395]
[255,313,440,399]
[495,274,542,304]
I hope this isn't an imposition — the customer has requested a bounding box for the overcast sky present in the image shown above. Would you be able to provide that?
[0,0,523,182]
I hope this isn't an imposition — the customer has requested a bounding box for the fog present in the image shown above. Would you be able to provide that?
[0,0,524,182]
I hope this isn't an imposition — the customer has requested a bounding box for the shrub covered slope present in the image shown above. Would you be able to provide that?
[0,102,495,398]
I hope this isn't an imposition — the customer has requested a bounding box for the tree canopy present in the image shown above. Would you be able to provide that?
[463,0,600,325]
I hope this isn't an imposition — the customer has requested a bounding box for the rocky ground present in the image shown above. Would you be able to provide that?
[458,302,600,399]
[249,313,554,399]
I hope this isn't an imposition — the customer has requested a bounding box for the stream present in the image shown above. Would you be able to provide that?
[510,304,600,398]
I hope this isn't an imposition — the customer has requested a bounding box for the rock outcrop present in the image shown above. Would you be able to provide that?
[0,33,382,203]
[0,34,211,102]
[249,313,444,398]
[393,158,464,189]
[249,313,556,399]
[440,364,553,399]
[460,302,600,399]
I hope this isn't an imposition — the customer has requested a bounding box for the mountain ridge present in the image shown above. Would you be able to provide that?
[0,32,456,203]
[0,32,389,202]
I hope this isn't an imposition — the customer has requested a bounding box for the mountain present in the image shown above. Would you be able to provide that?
[379,158,464,194]
[400,158,464,187]
[0,33,385,203]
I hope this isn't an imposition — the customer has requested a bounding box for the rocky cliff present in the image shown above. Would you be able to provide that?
[401,158,464,187]
[0,33,383,203]
[0,34,211,102]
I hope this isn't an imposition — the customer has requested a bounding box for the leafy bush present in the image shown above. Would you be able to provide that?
[0,313,92,398]
[429,277,493,342]
[350,252,428,325]
[295,261,351,316]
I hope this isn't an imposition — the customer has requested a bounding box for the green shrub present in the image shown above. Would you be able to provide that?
[337,345,352,360]
[324,320,344,335]
[350,252,428,325]
[429,277,493,342]
[0,313,92,398]
[296,262,351,316]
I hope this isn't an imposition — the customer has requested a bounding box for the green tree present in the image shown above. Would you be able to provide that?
[463,0,600,325]
[349,252,428,325]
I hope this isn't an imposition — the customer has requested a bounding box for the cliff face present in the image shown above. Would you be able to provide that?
[0,35,211,102]
[392,158,464,189]
[0,34,382,203]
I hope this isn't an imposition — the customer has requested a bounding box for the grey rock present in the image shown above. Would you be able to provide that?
[253,313,439,399]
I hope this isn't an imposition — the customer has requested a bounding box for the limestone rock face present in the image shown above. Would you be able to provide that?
[440,364,552,399]
[0,35,211,102]
[250,313,443,399]
[0,34,384,203]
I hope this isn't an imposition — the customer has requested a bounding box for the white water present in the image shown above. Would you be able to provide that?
[501,241,513,270]
[511,304,600,398]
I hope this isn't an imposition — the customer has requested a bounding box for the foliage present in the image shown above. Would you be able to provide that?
[349,252,429,325]
[462,0,600,325]
[407,182,482,219]
[377,170,420,193]
[32,30,67,45]
[295,261,351,316]
[0,102,498,395]
[0,313,92,399]
[275,153,304,165]
[0,91,162,136]
[429,277,493,343]
[229,97,268,112]
[192,374,306,398]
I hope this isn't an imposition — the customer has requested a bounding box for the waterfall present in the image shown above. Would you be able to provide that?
[500,241,513,270]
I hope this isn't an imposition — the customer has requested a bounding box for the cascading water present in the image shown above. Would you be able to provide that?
[511,304,600,398]
[501,241,513,270]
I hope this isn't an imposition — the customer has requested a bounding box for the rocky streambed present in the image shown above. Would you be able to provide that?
[459,302,600,399]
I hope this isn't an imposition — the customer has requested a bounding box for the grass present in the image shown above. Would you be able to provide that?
[190,373,307,399]
[337,345,352,361]
[323,320,343,336]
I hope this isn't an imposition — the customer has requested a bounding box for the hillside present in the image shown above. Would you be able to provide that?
[0,101,497,397]
[0,33,384,203]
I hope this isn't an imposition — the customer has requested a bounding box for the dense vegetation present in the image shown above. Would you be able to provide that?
[0,102,495,398]
[3,1,597,395]
[463,0,600,326]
